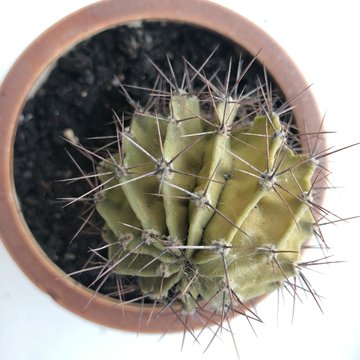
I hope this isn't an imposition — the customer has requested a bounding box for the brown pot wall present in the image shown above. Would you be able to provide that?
[0,0,324,332]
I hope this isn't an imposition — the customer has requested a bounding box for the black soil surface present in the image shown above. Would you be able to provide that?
[14,22,275,297]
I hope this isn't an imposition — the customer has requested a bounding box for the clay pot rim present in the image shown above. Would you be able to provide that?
[0,0,325,333]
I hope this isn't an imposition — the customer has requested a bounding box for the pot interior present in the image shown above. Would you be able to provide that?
[14,21,288,304]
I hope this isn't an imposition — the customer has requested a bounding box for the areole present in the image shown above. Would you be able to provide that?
[0,0,324,332]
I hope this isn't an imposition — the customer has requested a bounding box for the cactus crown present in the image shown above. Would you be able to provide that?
[90,58,319,315]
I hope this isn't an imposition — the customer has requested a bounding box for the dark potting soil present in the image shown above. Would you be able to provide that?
[13,22,282,298]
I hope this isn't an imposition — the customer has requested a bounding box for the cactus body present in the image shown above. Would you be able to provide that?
[96,92,316,312]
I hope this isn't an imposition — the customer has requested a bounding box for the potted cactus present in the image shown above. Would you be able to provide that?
[0,0,336,353]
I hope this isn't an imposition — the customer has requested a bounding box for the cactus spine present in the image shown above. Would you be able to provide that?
[95,75,317,314]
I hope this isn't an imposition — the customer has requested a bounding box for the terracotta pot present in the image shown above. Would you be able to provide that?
[0,0,324,333]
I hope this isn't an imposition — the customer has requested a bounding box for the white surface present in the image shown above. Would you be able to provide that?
[1,1,360,359]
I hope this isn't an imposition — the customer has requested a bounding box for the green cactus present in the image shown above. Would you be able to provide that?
[94,85,317,313]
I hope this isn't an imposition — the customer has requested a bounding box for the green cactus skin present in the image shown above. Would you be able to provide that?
[94,87,317,314]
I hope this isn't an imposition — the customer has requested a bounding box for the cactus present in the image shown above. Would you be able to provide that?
[93,65,318,315]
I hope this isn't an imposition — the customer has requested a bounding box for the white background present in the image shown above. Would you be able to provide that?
[1,1,360,359]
